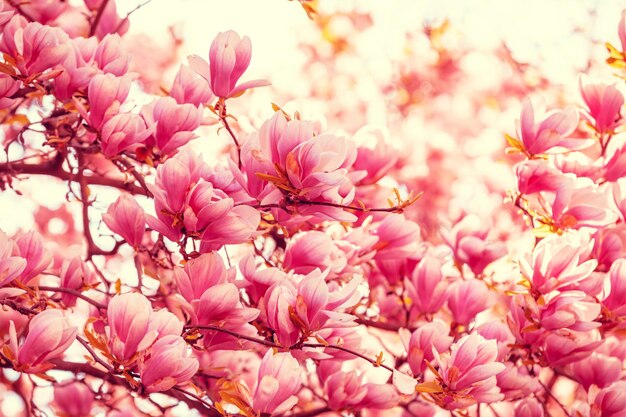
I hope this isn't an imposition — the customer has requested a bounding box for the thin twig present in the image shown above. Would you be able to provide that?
[35,286,107,310]
[89,0,111,37]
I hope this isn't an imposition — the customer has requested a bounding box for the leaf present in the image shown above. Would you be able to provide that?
[301,2,317,20]
[375,351,384,366]
[4,114,29,126]
[415,380,443,393]
[0,62,16,76]
[505,133,525,152]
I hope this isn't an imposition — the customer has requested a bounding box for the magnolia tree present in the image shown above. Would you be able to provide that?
[1,1,626,416]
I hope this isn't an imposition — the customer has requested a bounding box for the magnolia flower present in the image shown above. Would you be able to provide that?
[404,255,448,316]
[579,76,624,134]
[0,16,70,77]
[404,321,453,376]
[14,231,52,284]
[102,194,146,248]
[515,398,544,417]
[59,257,96,307]
[432,333,506,409]
[447,279,490,326]
[251,351,302,416]
[189,30,269,99]
[519,231,597,294]
[0,230,26,289]
[53,382,94,417]
[170,64,214,106]
[8,309,77,373]
[512,97,582,156]
[141,96,203,157]
[139,335,199,393]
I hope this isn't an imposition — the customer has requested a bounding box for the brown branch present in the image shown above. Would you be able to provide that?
[249,194,422,215]
[356,317,407,332]
[187,325,400,375]
[538,379,571,417]
[113,0,154,34]
[302,342,396,374]
[0,157,148,196]
[117,156,153,197]
[217,100,242,169]
[76,335,114,373]
[283,407,331,417]
[89,0,110,37]
[77,159,116,260]
[188,324,281,348]
[35,286,107,310]
[49,360,223,416]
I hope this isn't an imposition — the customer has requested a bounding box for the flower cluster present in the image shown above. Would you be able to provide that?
[1,2,626,417]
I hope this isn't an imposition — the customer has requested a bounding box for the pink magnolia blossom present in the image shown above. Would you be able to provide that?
[251,351,302,416]
[568,352,622,390]
[170,64,214,106]
[106,293,159,363]
[0,16,70,77]
[54,34,129,100]
[141,96,203,157]
[324,370,368,410]
[519,231,597,294]
[515,398,544,417]
[53,382,94,417]
[404,321,453,375]
[542,330,603,366]
[102,194,146,248]
[432,332,506,409]
[373,213,422,284]
[189,30,269,99]
[546,179,618,230]
[576,381,626,417]
[516,160,564,195]
[231,112,358,223]
[146,152,259,250]
[496,363,541,400]
[514,97,582,156]
[6,0,67,24]
[602,258,626,316]
[591,381,626,417]
[7,309,77,373]
[447,279,490,326]
[579,76,624,134]
[0,74,20,109]
[352,127,399,185]
[475,321,514,360]
[323,369,397,411]
[283,231,347,275]
[554,152,604,182]
[80,73,132,130]
[591,228,626,272]
[264,269,360,347]
[172,253,258,348]
[14,231,52,283]
[404,254,448,316]
[533,291,601,332]
[59,257,96,306]
[604,144,626,182]
[0,230,26,288]
[441,214,505,275]
[99,113,153,158]
[139,335,199,393]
